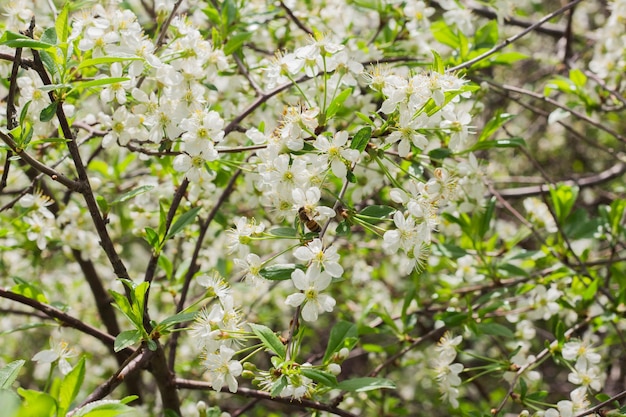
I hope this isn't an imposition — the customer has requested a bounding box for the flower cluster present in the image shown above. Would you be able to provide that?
[432,332,464,408]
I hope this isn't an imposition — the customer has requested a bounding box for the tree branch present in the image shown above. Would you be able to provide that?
[448,0,585,72]
[175,378,359,417]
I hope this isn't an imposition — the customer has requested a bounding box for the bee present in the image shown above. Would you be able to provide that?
[298,207,321,233]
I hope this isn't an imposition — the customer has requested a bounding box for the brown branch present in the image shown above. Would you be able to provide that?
[494,162,626,198]
[168,168,243,370]
[175,378,359,417]
[154,0,184,50]
[142,178,189,332]
[465,1,568,38]
[68,347,153,414]
[279,1,313,36]
[448,0,585,73]
[0,131,83,191]
[0,287,132,355]
[480,77,626,144]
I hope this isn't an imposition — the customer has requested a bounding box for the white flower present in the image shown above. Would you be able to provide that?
[24,214,55,250]
[313,131,360,178]
[386,108,428,157]
[197,273,231,299]
[293,238,343,277]
[285,267,336,322]
[203,346,242,393]
[562,339,601,369]
[567,361,603,391]
[234,253,264,285]
[33,339,76,375]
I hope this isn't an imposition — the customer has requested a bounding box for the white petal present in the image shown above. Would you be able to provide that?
[285,293,306,307]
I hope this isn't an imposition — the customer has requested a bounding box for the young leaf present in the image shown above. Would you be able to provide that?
[223,32,253,55]
[477,112,515,142]
[323,321,358,363]
[165,206,202,241]
[55,2,71,44]
[259,264,301,281]
[58,356,86,415]
[114,330,141,352]
[358,205,395,221]
[470,137,526,151]
[144,227,160,249]
[39,101,58,122]
[268,227,297,237]
[110,185,155,205]
[300,368,338,388]
[0,360,25,389]
[248,323,286,359]
[337,377,396,392]
[325,88,353,120]
[157,312,197,329]
[0,31,55,50]
[431,49,445,74]
[549,184,579,224]
[351,127,371,152]
[16,388,57,415]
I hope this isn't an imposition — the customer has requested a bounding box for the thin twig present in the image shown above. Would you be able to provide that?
[480,78,626,144]
[0,287,131,354]
[279,1,313,36]
[175,378,359,417]
[448,0,585,72]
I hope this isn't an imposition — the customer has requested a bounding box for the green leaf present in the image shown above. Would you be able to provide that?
[144,227,160,249]
[569,68,587,88]
[39,101,58,122]
[474,20,498,49]
[223,32,252,55]
[429,147,453,160]
[110,185,154,205]
[11,277,48,303]
[157,312,197,329]
[109,290,135,325]
[431,21,460,50]
[259,264,302,281]
[114,330,141,352]
[58,356,85,415]
[479,196,496,239]
[325,88,353,120]
[0,31,55,50]
[72,77,130,91]
[0,360,25,389]
[270,375,287,397]
[582,278,600,301]
[72,400,136,417]
[300,368,338,388]
[55,2,71,44]
[131,282,149,322]
[337,377,396,392]
[17,388,57,416]
[165,206,202,241]
[268,227,297,237]
[40,27,57,46]
[431,49,444,74]
[358,205,395,221]
[549,184,578,224]
[248,323,286,359]
[470,137,526,151]
[478,112,515,142]
[76,56,142,70]
[477,322,514,338]
[323,321,358,363]
[351,127,371,152]
[490,51,529,65]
